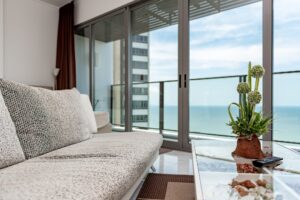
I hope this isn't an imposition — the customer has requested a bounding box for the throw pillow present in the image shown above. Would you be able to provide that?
[0,79,90,159]
[0,90,25,168]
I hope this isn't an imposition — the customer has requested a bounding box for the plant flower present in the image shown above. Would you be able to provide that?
[251,65,265,78]
[248,91,262,105]
[237,82,250,94]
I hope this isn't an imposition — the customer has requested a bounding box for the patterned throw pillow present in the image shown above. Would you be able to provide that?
[0,90,25,168]
[0,79,90,159]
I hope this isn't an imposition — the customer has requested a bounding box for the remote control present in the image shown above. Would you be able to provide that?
[252,156,283,168]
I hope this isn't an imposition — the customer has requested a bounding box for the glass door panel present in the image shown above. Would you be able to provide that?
[92,13,126,131]
[273,0,300,144]
[131,0,180,143]
[75,27,90,96]
[163,81,178,139]
[188,0,263,141]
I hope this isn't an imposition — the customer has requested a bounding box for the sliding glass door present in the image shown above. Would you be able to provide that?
[187,0,263,142]
[75,0,293,149]
[130,0,181,148]
[273,0,300,143]
[92,12,126,131]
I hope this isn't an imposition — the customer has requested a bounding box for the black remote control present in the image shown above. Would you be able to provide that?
[252,156,283,168]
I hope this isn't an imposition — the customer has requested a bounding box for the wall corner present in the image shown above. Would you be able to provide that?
[0,0,4,78]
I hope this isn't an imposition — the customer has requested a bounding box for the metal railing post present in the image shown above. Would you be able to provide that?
[159,82,164,134]
[110,85,113,124]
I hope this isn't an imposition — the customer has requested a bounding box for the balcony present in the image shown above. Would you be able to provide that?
[111,70,300,145]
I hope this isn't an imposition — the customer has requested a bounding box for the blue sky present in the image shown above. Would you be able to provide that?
[147,0,300,106]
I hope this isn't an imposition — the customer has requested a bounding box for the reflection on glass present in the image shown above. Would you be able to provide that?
[93,14,125,131]
[75,27,90,95]
[193,140,300,199]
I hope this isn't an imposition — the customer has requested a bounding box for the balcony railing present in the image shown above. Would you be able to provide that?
[110,70,300,144]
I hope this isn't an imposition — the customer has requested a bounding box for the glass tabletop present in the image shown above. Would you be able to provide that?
[192,139,300,200]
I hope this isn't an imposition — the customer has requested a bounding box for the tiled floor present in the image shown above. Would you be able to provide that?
[153,150,193,175]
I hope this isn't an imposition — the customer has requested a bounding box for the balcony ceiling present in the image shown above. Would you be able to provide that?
[132,0,261,35]
[77,0,260,42]
[39,0,71,7]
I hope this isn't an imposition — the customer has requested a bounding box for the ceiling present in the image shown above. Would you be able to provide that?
[39,0,72,7]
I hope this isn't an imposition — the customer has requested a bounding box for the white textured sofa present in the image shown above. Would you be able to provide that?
[0,79,162,200]
[0,132,162,200]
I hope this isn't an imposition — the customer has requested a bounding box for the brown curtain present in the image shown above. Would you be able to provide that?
[56,2,76,90]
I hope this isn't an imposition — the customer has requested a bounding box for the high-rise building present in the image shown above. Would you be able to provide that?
[131,33,149,128]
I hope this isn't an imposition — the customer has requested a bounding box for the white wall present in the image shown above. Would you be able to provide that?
[3,0,59,87]
[0,0,3,78]
[74,0,135,25]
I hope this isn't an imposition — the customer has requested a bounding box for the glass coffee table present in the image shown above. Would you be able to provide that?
[192,139,300,200]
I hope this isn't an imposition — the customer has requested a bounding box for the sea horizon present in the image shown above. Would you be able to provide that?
[147,105,300,143]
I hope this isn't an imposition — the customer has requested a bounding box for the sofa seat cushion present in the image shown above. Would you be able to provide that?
[0,132,162,200]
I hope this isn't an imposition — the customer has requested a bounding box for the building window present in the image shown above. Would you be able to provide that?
[132,115,148,122]
[132,61,148,69]
[132,35,148,43]
[132,74,148,82]
[132,87,148,95]
[132,101,148,109]
[132,48,148,56]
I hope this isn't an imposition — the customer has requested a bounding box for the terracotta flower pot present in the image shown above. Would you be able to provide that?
[233,135,265,159]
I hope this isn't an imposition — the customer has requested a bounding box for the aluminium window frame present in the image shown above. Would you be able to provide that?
[74,0,274,148]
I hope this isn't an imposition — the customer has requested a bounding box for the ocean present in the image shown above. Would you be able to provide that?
[147,105,300,143]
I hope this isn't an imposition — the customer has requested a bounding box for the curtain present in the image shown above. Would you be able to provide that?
[56,2,76,90]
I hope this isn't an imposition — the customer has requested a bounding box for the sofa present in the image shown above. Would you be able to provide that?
[0,79,162,200]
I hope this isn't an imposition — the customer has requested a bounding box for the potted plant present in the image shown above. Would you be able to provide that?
[228,62,272,159]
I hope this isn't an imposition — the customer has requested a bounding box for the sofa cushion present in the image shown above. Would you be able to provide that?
[80,94,97,133]
[0,132,162,200]
[0,79,90,159]
[0,90,25,169]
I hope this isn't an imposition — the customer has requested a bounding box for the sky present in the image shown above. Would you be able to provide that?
[146,0,300,106]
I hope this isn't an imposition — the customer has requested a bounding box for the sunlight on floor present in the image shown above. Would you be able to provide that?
[153,150,193,175]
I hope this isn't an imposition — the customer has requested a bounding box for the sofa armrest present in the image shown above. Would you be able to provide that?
[94,111,111,133]
[97,124,112,133]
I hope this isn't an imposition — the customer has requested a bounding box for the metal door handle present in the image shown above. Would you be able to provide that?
[179,74,182,88]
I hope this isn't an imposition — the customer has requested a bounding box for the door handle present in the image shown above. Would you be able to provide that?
[184,74,187,88]
[179,74,182,88]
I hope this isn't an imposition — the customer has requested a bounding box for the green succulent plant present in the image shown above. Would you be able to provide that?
[228,62,272,138]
